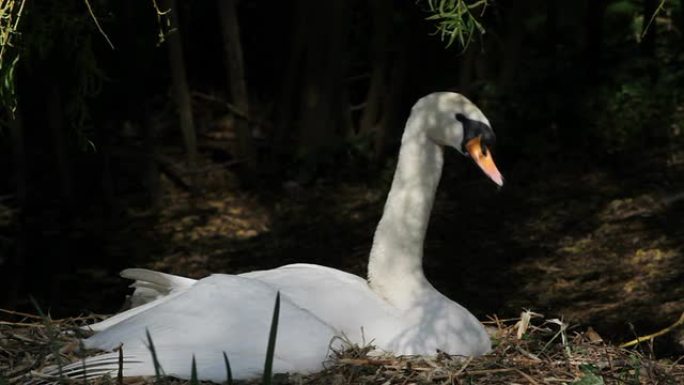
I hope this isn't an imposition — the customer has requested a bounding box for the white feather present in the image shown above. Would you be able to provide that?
[44,92,496,382]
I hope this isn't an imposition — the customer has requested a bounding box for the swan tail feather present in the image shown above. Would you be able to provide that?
[31,352,153,384]
[120,268,196,306]
[85,269,195,333]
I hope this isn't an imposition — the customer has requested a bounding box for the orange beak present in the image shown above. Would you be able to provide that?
[465,136,504,186]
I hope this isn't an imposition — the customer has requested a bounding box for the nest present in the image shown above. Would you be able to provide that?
[1,309,683,384]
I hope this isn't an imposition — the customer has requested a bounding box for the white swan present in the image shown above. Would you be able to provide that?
[50,92,503,382]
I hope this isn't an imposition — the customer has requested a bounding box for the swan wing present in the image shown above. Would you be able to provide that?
[41,348,303,383]
[81,274,337,380]
[121,268,196,306]
[245,264,490,356]
[87,269,196,332]
[242,263,402,346]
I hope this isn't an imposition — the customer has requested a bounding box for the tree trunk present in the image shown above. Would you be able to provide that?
[6,108,26,309]
[143,118,161,208]
[584,0,607,80]
[46,83,73,307]
[298,0,350,160]
[217,0,256,175]
[376,37,408,162]
[359,0,392,163]
[9,107,26,208]
[97,122,117,214]
[680,0,684,35]
[271,0,307,171]
[458,46,476,94]
[359,0,407,163]
[47,84,74,206]
[162,0,197,176]
[641,0,657,58]
[498,1,525,88]
[359,0,390,136]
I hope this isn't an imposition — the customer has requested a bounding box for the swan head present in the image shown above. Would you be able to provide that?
[414,92,504,186]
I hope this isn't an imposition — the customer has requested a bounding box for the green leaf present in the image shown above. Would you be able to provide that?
[422,0,488,50]
[578,364,600,374]
[190,355,199,385]
[118,346,124,385]
[262,292,281,385]
[572,372,605,385]
[145,329,164,381]
[223,352,233,385]
[31,297,64,380]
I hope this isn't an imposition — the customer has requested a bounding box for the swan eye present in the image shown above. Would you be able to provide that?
[457,113,495,154]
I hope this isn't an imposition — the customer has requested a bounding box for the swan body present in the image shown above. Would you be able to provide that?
[50,92,503,382]
[80,274,338,380]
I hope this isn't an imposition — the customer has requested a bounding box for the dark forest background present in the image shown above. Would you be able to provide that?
[1,0,683,352]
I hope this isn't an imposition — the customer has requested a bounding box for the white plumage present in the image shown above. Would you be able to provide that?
[46,92,502,382]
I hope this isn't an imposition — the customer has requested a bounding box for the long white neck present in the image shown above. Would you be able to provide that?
[367,110,444,308]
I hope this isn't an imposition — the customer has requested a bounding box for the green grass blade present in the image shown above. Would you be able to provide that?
[78,338,88,384]
[118,345,124,385]
[262,292,281,385]
[222,351,233,385]
[81,354,87,384]
[190,355,198,385]
[145,328,164,381]
[30,297,64,381]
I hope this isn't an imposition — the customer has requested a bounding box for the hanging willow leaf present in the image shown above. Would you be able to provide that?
[0,0,26,121]
[424,0,487,50]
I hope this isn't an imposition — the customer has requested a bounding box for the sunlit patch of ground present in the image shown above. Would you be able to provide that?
[141,155,388,279]
[510,173,684,341]
[150,186,272,277]
[498,139,684,351]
